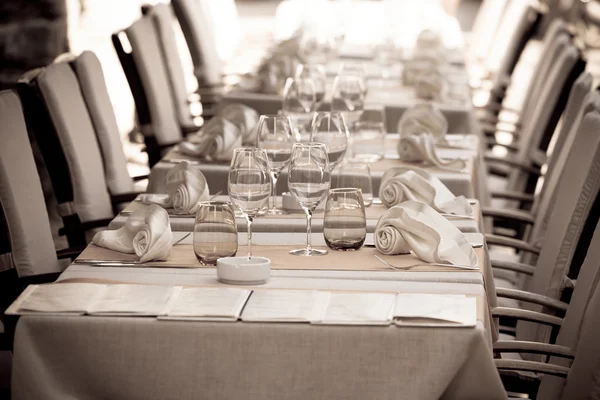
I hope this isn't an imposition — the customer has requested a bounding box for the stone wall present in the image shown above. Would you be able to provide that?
[0,0,69,90]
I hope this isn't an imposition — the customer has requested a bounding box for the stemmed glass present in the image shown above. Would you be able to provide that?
[337,62,368,97]
[228,148,272,258]
[331,74,366,129]
[310,111,349,172]
[288,143,331,256]
[295,64,327,109]
[256,115,295,214]
[282,77,317,140]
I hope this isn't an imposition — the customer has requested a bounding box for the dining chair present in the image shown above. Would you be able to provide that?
[467,0,511,70]
[59,51,149,204]
[17,64,117,247]
[113,16,183,167]
[490,111,600,332]
[494,218,600,399]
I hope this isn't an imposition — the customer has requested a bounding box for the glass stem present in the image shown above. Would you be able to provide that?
[271,171,278,210]
[246,215,253,259]
[305,209,313,252]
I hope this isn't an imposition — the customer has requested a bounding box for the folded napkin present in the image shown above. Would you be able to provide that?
[179,117,243,161]
[402,60,438,86]
[397,104,448,140]
[379,167,472,215]
[138,161,210,213]
[416,29,443,50]
[397,132,466,170]
[92,204,173,262]
[415,69,445,100]
[218,104,260,145]
[374,201,477,266]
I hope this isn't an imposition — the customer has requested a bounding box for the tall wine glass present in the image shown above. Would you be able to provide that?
[337,62,368,97]
[282,77,317,140]
[256,115,295,214]
[310,111,349,171]
[288,143,331,256]
[295,63,327,108]
[228,148,272,258]
[331,75,366,128]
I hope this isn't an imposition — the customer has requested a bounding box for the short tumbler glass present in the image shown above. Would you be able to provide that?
[193,201,238,265]
[323,188,366,251]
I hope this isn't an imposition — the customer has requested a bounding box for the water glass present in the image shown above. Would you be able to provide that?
[350,105,387,163]
[310,111,349,171]
[323,188,367,251]
[336,162,373,207]
[295,63,327,108]
[228,148,272,258]
[331,75,366,127]
[193,201,238,265]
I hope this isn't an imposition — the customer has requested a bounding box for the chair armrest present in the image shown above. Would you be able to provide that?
[58,218,113,236]
[56,246,86,260]
[491,190,534,203]
[496,288,568,312]
[485,234,540,255]
[481,122,520,136]
[111,192,142,206]
[495,359,569,378]
[491,259,535,275]
[485,141,520,153]
[492,307,562,327]
[181,125,200,135]
[132,174,149,182]
[142,140,181,153]
[481,208,535,225]
[494,340,574,359]
[484,156,542,176]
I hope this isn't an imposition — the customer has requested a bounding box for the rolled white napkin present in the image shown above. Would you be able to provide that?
[92,204,173,262]
[374,201,477,266]
[397,104,448,141]
[416,29,443,50]
[138,161,210,213]
[179,117,243,161]
[397,132,466,170]
[415,69,445,100]
[402,60,438,86]
[379,167,472,215]
[218,103,260,145]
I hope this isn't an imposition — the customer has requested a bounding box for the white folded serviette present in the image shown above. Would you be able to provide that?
[397,132,466,170]
[402,60,438,86]
[92,204,173,263]
[218,103,260,145]
[397,104,448,141]
[415,69,445,100]
[379,167,472,215]
[179,117,243,161]
[138,161,210,213]
[416,29,443,50]
[374,201,478,266]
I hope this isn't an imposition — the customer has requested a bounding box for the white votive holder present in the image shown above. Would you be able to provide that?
[217,256,271,285]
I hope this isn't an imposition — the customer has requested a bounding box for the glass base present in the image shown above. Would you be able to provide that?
[289,248,328,256]
[267,207,285,215]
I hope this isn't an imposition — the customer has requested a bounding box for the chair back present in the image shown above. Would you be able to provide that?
[171,0,223,87]
[469,0,511,64]
[0,90,60,277]
[517,111,600,343]
[146,4,196,130]
[67,51,134,196]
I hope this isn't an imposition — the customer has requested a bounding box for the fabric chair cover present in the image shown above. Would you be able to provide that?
[35,63,114,223]
[148,4,197,130]
[69,51,134,196]
[517,111,600,344]
[171,0,223,87]
[0,91,60,277]
[126,16,182,146]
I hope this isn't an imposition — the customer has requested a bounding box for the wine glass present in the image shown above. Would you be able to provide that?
[295,63,327,108]
[228,148,272,258]
[331,74,366,129]
[288,142,331,256]
[351,104,387,162]
[282,77,316,140]
[310,111,349,172]
[337,62,368,96]
[298,29,337,65]
[255,114,295,214]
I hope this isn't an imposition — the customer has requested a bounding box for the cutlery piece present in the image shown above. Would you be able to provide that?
[173,232,191,245]
[441,213,475,219]
[374,255,478,271]
[208,190,223,200]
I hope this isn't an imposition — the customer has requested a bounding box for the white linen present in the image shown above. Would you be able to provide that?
[92,204,173,262]
[402,60,439,86]
[415,70,445,100]
[397,103,448,140]
[379,167,472,215]
[416,29,443,50]
[179,117,242,161]
[374,200,477,266]
[138,161,209,213]
[218,103,260,145]
[397,132,466,169]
